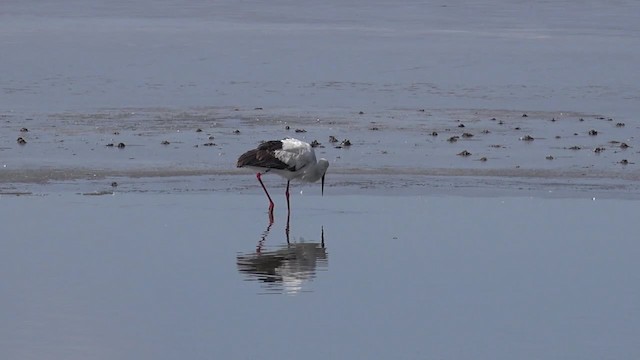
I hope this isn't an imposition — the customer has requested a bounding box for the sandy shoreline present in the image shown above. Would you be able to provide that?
[2,107,638,198]
[2,0,639,199]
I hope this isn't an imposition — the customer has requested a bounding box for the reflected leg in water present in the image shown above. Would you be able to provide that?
[285,210,291,244]
[255,222,273,254]
[237,225,329,295]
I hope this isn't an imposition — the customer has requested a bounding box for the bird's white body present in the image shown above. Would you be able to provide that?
[237,138,329,214]
[243,138,328,183]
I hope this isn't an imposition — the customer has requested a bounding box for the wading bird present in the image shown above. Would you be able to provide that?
[237,138,329,214]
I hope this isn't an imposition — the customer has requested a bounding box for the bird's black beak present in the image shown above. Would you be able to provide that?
[321,174,325,196]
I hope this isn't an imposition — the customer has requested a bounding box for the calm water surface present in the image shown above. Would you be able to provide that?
[1,193,638,359]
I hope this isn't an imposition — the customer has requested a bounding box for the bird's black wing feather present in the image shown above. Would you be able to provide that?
[236,141,294,170]
[256,140,283,152]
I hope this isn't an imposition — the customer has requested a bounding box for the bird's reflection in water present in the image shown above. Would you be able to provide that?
[237,223,328,295]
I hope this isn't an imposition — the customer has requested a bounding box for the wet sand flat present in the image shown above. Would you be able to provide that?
[1,107,639,198]
[2,0,639,196]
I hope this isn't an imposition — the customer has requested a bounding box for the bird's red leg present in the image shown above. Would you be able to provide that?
[256,173,275,212]
[285,180,291,214]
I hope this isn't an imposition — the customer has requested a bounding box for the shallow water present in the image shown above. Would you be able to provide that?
[1,193,638,359]
[2,0,640,116]
[2,1,639,358]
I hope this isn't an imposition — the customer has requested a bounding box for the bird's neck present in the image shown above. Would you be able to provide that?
[303,159,328,182]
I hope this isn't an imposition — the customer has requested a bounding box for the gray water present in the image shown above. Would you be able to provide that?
[2,1,639,358]
[1,193,639,359]
[2,0,640,117]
